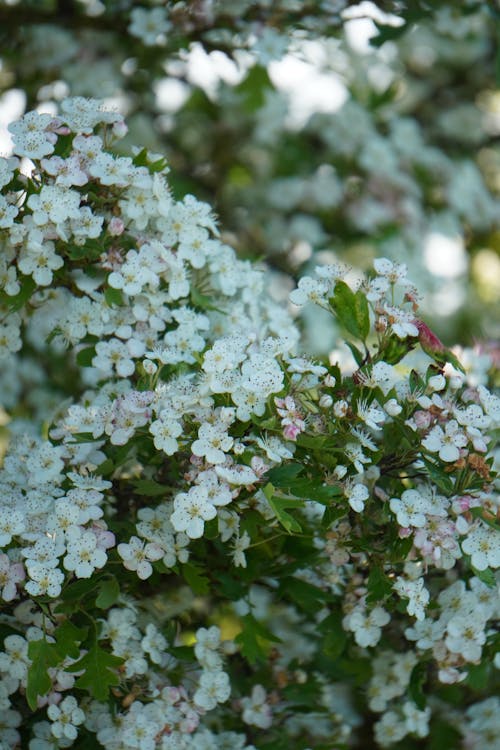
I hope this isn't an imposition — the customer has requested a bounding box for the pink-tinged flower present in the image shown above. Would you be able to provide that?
[274,396,306,442]
[108,216,125,235]
[283,423,301,441]
[414,410,432,430]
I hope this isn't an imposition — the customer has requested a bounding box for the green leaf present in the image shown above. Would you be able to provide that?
[466,660,490,690]
[329,281,370,342]
[0,275,36,311]
[235,64,272,112]
[104,287,124,307]
[131,479,167,497]
[66,239,103,261]
[215,572,247,600]
[263,483,304,533]
[318,612,347,660]
[235,613,281,665]
[428,720,462,750]
[379,334,416,365]
[265,466,342,504]
[286,478,342,504]
[68,644,124,701]
[295,433,330,450]
[366,566,393,605]
[181,563,210,595]
[346,341,365,366]
[265,463,303,487]
[95,458,114,476]
[421,458,454,495]
[76,347,95,367]
[279,577,331,614]
[321,505,347,528]
[95,577,121,609]
[54,621,88,660]
[471,565,496,588]
[27,639,60,710]
[409,662,428,710]
[190,286,224,313]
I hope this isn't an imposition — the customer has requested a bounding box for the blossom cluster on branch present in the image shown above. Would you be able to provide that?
[0,101,498,749]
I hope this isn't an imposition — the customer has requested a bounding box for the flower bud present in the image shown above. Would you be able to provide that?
[319,394,333,408]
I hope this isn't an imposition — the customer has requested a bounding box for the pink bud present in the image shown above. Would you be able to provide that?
[283,424,301,441]
[414,410,432,430]
[108,217,125,236]
[414,319,445,354]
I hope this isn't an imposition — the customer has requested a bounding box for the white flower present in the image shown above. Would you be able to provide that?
[170,486,217,539]
[191,423,233,465]
[194,671,231,711]
[344,480,369,513]
[390,489,433,528]
[117,536,163,579]
[28,185,81,226]
[461,523,500,570]
[445,614,486,662]
[374,710,407,746]
[149,411,183,455]
[25,565,65,598]
[47,695,85,741]
[356,399,386,430]
[345,605,390,647]
[393,577,429,620]
[384,305,419,339]
[0,195,18,228]
[18,240,64,286]
[0,509,25,546]
[289,276,329,306]
[8,111,55,159]
[0,553,24,602]
[241,685,273,729]
[422,419,467,462]
[92,339,135,378]
[64,528,107,578]
[141,623,168,666]
[232,531,251,568]
[214,464,258,487]
[0,634,30,681]
[128,6,171,45]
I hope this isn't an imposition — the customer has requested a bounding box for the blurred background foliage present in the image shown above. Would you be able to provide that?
[1,0,499,354]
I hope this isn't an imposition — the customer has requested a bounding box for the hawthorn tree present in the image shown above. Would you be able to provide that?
[0,3,499,750]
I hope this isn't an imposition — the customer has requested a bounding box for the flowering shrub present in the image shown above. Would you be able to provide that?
[0,101,499,749]
[2,2,499,347]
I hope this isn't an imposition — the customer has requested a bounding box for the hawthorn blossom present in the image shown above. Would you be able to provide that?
[64,528,108,578]
[393,577,429,620]
[191,423,234,465]
[117,536,164,579]
[345,605,391,647]
[47,695,85,741]
[390,489,433,528]
[170,486,218,539]
[422,420,468,462]
[194,671,231,711]
[275,395,306,441]
[241,685,273,729]
[0,554,24,601]
[461,523,500,570]
[445,615,486,662]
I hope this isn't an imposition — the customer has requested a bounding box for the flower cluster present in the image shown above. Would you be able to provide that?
[0,102,498,749]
